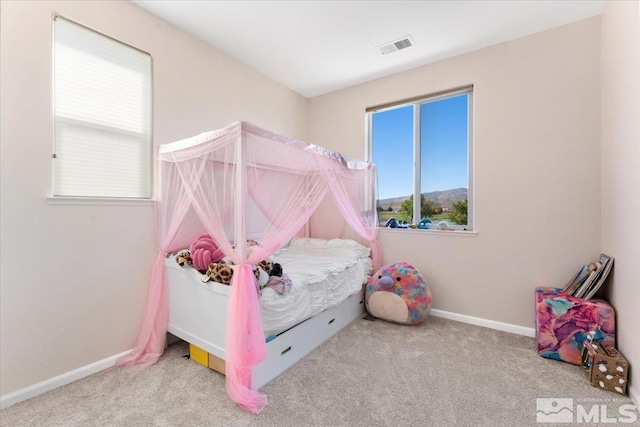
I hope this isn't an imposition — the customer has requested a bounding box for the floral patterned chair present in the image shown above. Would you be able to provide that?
[535,286,615,365]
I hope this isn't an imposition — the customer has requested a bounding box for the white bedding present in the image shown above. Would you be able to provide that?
[262,238,373,336]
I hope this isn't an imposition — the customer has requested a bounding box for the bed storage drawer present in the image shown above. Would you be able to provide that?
[253,288,365,388]
[183,289,365,388]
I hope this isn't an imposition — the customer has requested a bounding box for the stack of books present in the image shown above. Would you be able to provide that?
[563,254,614,299]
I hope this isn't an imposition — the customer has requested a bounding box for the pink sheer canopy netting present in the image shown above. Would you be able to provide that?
[117,122,379,413]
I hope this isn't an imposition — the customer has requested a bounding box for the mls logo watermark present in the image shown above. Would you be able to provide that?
[537,398,639,423]
[537,398,573,423]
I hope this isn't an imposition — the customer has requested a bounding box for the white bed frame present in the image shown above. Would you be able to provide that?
[166,259,366,389]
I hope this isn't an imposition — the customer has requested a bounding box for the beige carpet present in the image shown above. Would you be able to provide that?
[1,316,638,426]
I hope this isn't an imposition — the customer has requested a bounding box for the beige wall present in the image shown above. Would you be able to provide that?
[0,0,308,396]
[600,0,640,402]
[309,18,602,328]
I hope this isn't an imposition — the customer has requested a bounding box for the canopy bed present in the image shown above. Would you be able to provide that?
[117,121,380,413]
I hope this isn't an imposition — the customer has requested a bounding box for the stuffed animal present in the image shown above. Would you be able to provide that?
[175,250,193,267]
[365,262,432,325]
[199,239,277,292]
[269,263,283,277]
[257,260,274,276]
[231,239,259,251]
[201,259,270,289]
[202,260,235,284]
[190,235,224,272]
[417,218,432,229]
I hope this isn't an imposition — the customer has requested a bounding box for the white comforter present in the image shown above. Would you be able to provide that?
[260,238,373,336]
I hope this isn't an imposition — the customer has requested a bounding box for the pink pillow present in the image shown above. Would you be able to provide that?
[190,235,224,271]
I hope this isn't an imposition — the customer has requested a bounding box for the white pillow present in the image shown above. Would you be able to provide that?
[288,237,370,258]
[326,239,370,257]
[288,237,329,248]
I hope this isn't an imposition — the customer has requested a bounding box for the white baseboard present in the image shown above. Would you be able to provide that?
[0,349,131,410]
[430,308,536,338]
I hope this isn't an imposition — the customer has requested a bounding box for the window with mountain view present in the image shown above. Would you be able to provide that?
[367,87,473,231]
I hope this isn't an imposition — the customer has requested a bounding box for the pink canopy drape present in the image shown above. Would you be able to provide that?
[319,157,380,272]
[117,122,378,413]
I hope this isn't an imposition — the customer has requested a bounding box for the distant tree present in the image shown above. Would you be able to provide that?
[449,198,468,225]
[377,206,384,212]
[434,206,443,215]
[422,198,436,219]
[387,206,393,212]
[399,194,436,223]
[399,196,413,221]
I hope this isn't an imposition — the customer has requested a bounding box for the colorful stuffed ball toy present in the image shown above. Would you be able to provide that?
[365,262,432,325]
[190,234,224,272]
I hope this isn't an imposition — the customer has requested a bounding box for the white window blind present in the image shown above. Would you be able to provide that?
[53,17,152,199]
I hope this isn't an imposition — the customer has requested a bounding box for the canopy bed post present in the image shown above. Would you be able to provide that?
[225,130,269,413]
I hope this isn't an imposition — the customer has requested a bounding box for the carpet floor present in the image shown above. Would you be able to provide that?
[1,316,637,427]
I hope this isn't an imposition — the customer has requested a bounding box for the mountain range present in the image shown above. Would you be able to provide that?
[378,187,467,210]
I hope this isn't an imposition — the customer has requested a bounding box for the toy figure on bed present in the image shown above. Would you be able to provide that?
[202,260,269,286]
[365,262,432,325]
[176,236,291,295]
[184,235,261,273]
[264,263,293,295]
[201,256,291,295]
[175,250,193,267]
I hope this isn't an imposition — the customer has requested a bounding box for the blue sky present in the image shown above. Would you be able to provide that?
[372,94,468,200]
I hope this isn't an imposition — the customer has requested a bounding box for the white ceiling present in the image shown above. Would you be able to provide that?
[132,0,605,98]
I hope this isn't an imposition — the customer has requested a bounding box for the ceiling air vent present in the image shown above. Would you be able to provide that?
[378,36,414,55]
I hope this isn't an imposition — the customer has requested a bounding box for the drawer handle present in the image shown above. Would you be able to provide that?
[328,318,336,325]
[281,346,292,356]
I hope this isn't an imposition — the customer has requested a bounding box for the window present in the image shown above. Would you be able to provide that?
[53,16,152,199]
[367,87,473,231]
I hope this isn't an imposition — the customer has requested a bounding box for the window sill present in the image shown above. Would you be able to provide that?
[378,227,477,237]
[46,196,155,206]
